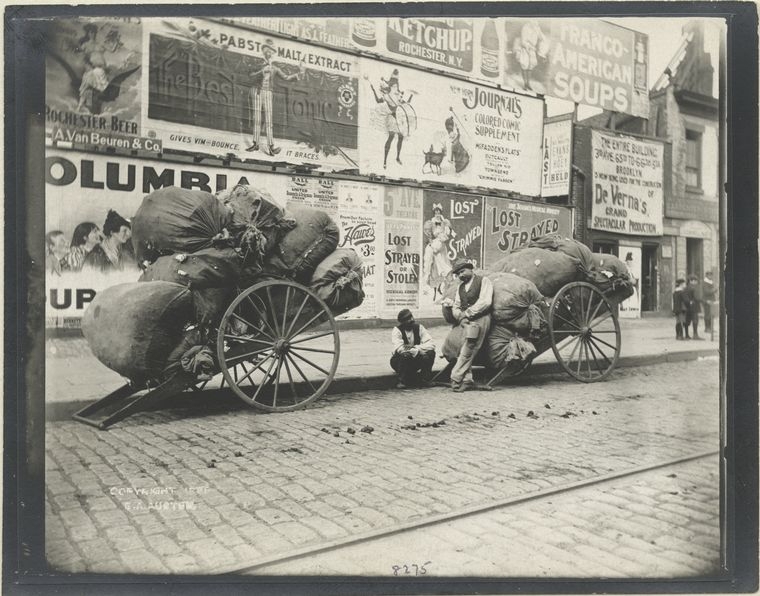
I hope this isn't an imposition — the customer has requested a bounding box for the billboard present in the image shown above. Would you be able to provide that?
[482,199,574,268]
[502,18,649,117]
[44,18,156,153]
[541,118,573,197]
[142,18,360,171]
[358,58,544,196]
[590,130,664,236]
[419,190,483,315]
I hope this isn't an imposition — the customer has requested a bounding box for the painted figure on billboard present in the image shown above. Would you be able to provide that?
[624,251,640,303]
[66,222,104,272]
[445,112,471,173]
[46,231,70,276]
[47,21,140,115]
[422,203,453,301]
[83,210,137,273]
[247,38,305,156]
[366,69,417,169]
[508,20,550,91]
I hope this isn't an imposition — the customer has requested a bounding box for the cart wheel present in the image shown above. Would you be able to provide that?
[217,280,340,412]
[548,282,621,383]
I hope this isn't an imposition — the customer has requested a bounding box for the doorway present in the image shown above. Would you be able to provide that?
[686,238,703,279]
[641,245,658,312]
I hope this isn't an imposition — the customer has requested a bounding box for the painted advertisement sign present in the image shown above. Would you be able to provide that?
[618,245,641,318]
[482,198,573,268]
[385,18,474,73]
[44,18,155,152]
[590,130,664,236]
[283,176,339,216]
[541,118,573,197]
[358,58,543,196]
[336,181,382,318]
[381,186,422,316]
[142,18,359,171]
[419,190,483,314]
[502,19,649,118]
[214,17,353,51]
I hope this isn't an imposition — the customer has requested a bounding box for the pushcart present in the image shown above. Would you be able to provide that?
[434,281,623,387]
[73,280,341,430]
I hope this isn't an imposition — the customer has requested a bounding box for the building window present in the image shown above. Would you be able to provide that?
[685,129,702,189]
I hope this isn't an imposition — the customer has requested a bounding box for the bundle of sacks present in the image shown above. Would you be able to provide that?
[440,234,635,371]
[83,185,364,384]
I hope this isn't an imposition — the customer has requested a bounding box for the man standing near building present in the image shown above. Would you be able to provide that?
[247,39,304,156]
[390,309,436,389]
[672,278,689,340]
[686,274,704,340]
[702,270,716,336]
[442,259,493,392]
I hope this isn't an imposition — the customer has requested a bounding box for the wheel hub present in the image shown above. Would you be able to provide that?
[273,338,289,354]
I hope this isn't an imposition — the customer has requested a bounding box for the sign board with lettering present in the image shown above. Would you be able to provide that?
[358,57,543,196]
[44,18,153,151]
[541,118,573,197]
[502,18,649,118]
[142,18,359,171]
[482,198,574,268]
[590,130,664,236]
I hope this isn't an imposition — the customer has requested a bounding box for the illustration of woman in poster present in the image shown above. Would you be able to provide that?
[422,203,453,302]
[46,230,70,276]
[66,222,103,272]
[510,20,549,91]
[366,69,417,169]
[445,112,470,173]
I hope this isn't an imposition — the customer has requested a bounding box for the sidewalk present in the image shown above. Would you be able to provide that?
[45,315,719,420]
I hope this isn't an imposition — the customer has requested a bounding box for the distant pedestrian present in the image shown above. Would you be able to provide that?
[442,259,493,392]
[672,278,688,340]
[390,309,436,389]
[702,271,716,334]
[686,274,704,340]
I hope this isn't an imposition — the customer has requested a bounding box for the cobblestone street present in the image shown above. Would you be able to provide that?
[45,358,720,576]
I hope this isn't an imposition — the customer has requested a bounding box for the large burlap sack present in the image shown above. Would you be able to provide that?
[488,272,546,336]
[82,282,196,382]
[310,248,365,316]
[131,187,232,265]
[491,248,580,297]
[192,287,236,327]
[138,247,244,289]
[265,208,340,282]
[584,253,635,302]
[442,325,466,361]
[486,324,537,369]
[216,185,296,261]
[529,234,595,271]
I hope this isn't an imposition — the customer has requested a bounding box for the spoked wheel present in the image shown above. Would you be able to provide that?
[548,282,621,382]
[216,280,340,412]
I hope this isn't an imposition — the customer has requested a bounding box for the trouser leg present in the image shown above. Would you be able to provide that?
[703,304,712,332]
[252,90,262,145]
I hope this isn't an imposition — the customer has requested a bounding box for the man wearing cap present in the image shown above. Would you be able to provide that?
[248,39,304,156]
[390,309,436,389]
[442,259,493,392]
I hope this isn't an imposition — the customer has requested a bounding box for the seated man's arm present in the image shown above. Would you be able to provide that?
[464,276,494,319]
[417,324,436,353]
[391,327,407,354]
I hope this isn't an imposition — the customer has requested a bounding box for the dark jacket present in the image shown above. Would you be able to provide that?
[672,288,688,314]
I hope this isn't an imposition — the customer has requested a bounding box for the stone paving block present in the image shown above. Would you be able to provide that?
[322,494,359,511]
[300,516,349,541]
[254,508,293,525]
[92,509,130,528]
[149,534,183,557]
[303,500,343,519]
[164,553,200,574]
[119,548,169,575]
[232,543,264,564]
[209,525,245,547]
[271,521,319,546]
[280,483,316,503]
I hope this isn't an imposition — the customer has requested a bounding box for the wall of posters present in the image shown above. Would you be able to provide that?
[590,130,664,236]
[380,186,423,316]
[336,182,382,319]
[618,245,642,318]
[44,18,156,152]
[418,190,484,315]
[358,58,543,196]
[502,18,649,118]
[541,118,573,197]
[142,18,359,171]
[482,198,573,268]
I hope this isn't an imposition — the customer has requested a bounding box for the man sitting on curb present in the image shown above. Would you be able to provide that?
[390,309,436,389]
[442,259,493,392]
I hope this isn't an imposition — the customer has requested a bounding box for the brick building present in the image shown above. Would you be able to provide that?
[571,20,721,315]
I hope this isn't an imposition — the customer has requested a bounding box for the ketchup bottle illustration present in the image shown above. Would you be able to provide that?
[480,19,500,78]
